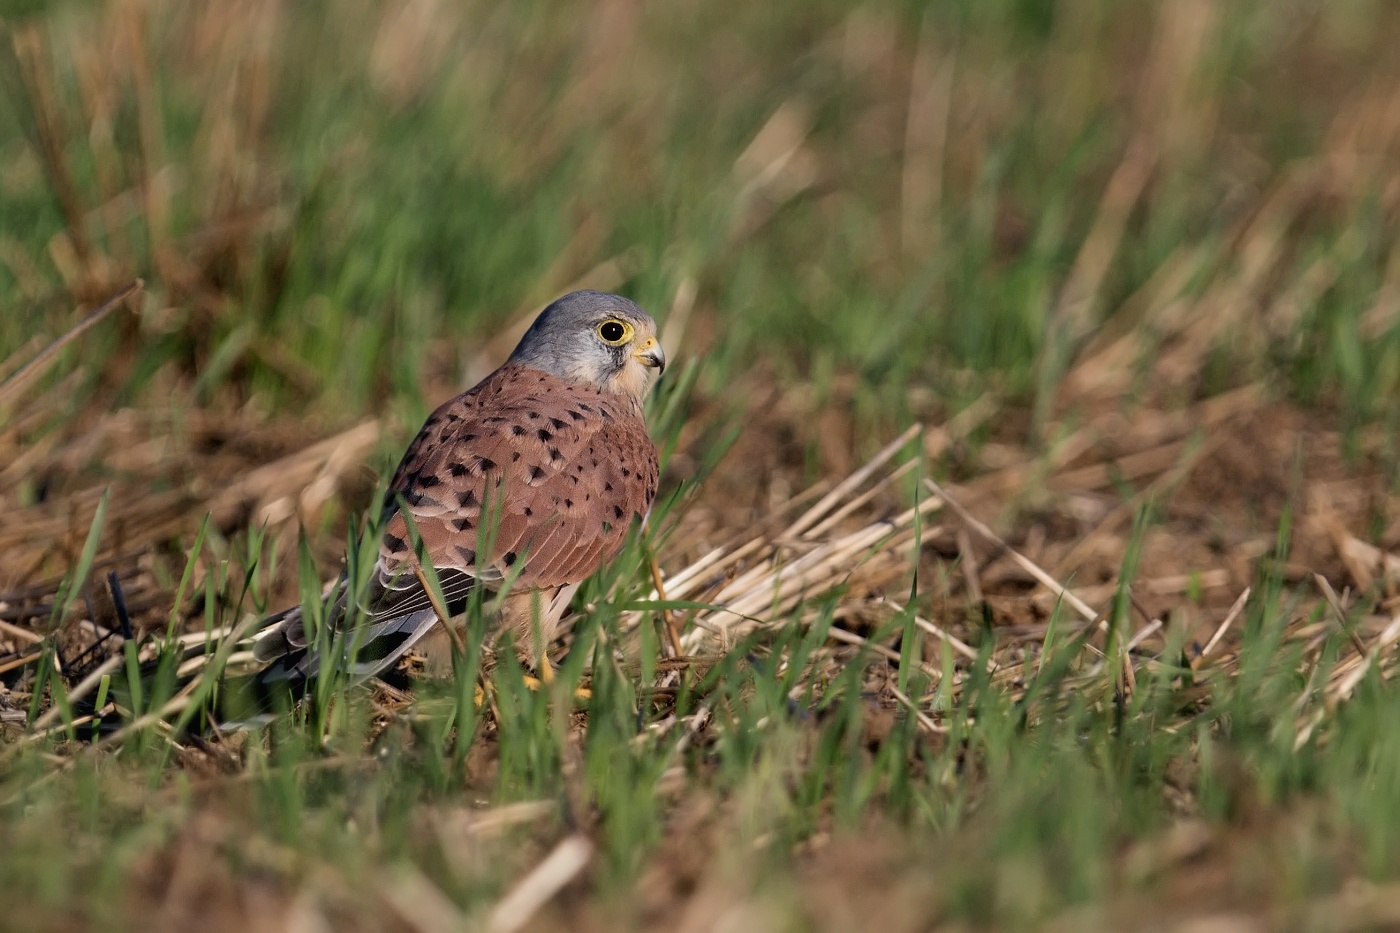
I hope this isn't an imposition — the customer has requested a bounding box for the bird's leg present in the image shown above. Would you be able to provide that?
[520,653,554,691]
[520,653,591,700]
[645,541,683,659]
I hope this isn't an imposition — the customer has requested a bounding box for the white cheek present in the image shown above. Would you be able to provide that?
[563,347,619,385]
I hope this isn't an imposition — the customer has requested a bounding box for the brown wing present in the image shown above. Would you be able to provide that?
[369,363,658,616]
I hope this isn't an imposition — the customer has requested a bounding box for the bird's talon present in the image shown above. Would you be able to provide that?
[520,672,590,703]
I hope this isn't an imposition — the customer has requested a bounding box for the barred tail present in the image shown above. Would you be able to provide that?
[218,607,443,729]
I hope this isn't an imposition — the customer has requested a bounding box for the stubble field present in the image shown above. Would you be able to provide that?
[4,2,1400,930]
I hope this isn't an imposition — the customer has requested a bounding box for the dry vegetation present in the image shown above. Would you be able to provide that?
[4,1,1400,930]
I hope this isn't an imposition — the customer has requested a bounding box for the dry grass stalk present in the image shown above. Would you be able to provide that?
[207,419,382,529]
[487,834,594,933]
[378,863,469,933]
[9,23,95,271]
[1197,588,1251,660]
[0,280,142,414]
[925,476,1099,624]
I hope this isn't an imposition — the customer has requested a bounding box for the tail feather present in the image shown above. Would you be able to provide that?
[335,608,443,681]
[217,608,443,730]
[63,602,453,736]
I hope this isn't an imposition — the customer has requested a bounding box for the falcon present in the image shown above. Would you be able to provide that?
[249,290,664,695]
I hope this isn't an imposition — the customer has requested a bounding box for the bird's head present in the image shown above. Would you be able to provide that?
[509,290,666,401]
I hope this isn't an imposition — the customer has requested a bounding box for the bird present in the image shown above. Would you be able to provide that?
[244,290,665,704]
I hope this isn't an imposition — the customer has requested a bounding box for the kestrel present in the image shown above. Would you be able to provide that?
[249,290,664,695]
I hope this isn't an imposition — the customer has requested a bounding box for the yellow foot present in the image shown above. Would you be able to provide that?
[519,663,591,702]
[519,654,554,691]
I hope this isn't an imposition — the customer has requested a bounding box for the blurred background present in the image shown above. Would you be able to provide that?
[6,0,1400,605]
[5,0,1399,429]
[5,2,1400,928]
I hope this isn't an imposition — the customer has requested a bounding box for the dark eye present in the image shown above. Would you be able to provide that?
[597,320,630,344]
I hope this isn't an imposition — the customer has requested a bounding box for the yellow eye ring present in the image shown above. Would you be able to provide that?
[596,319,634,346]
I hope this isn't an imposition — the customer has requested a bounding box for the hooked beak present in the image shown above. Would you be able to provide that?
[634,337,666,374]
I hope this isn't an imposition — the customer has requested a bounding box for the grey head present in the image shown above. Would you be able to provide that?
[508,290,666,400]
